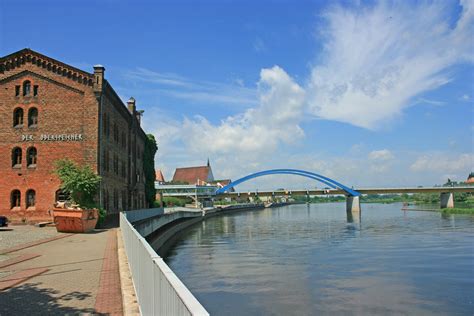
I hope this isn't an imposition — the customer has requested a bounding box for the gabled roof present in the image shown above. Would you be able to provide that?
[0,48,94,86]
[155,169,165,182]
[172,166,213,185]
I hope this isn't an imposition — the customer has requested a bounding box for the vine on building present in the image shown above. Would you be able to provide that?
[144,134,158,208]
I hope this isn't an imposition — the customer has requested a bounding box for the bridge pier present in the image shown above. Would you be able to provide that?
[346,196,361,222]
[440,192,454,209]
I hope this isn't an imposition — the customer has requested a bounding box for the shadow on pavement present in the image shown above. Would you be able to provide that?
[0,282,103,315]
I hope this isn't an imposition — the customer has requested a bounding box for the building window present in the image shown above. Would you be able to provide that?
[13,108,24,128]
[114,189,118,210]
[121,132,126,149]
[12,147,22,168]
[27,147,37,168]
[33,85,38,96]
[26,190,36,208]
[103,189,109,211]
[106,116,110,139]
[122,190,127,210]
[121,161,126,178]
[55,189,70,202]
[15,85,20,96]
[114,123,118,143]
[114,154,119,175]
[11,190,21,208]
[102,113,107,135]
[23,80,31,96]
[28,108,38,128]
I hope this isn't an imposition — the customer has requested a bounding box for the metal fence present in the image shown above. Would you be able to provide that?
[125,207,165,223]
[120,212,209,316]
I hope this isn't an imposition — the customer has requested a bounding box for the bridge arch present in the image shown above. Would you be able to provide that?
[215,169,360,196]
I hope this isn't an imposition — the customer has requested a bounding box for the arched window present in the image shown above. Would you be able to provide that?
[13,108,23,127]
[28,108,38,127]
[12,147,22,167]
[26,190,36,207]
[23,80,31,96]
[27,147,37,167]
[11,190,21,208]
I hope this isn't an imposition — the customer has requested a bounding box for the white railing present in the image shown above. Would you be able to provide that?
[120,212,209,316]
[125,207,164,223]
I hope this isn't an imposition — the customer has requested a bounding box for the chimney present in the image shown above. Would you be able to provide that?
[93,65,105,93]
[136,110,144,125]
[127,97,136,114]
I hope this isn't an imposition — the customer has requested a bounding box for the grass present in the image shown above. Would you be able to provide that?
[441,208,474,215]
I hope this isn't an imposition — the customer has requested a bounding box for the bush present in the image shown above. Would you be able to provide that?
[162,197,187,207]
[54,159,101,208]
[96,207,107,227]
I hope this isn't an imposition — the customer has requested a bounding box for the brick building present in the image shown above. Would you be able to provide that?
[0,49,148,222]
[172,160,214,185]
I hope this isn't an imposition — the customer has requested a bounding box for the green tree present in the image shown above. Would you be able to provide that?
[144,134,158,208]
[54,159,101,208]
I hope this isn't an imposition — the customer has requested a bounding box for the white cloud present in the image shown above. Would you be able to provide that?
[461,94,471,101]
[180,66,305,159]
[306,0,474,129]
[124,67,258,107]
[254,37,266,53]
[367,149,395,173]
[368,149,394,161]
[410,153,474,172]
[135,1,473,188]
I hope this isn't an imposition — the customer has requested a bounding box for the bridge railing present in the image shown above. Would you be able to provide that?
[120,212,209,316]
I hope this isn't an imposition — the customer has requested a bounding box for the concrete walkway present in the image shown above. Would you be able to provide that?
[0,227,123,315]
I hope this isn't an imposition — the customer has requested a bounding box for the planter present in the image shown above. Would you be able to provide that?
[52,208,98,233]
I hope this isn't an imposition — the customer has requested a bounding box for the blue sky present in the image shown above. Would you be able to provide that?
[1,0,473,190]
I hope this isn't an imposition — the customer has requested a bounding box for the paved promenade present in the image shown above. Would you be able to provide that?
[0,225,123,315]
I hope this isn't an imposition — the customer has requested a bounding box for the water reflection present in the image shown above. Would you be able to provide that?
[164,203,474,315]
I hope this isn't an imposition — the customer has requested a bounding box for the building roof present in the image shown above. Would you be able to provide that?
[172,165,214,185]
[0,48,94,81]
[155,169,165,182]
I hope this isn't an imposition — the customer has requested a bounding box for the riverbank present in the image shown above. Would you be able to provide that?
[440,207,474,215]
[291,193,474,206]
[401,205,474,215]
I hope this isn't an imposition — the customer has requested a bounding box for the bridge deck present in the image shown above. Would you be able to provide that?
[218,187,474,198]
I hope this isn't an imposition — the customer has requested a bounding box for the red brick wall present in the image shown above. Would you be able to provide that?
[0,50,149,222]
[0,58,99,222]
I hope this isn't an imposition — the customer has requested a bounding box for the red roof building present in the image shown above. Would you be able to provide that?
[466,172,474,184]
[172,160,214,185]
[155,169,165,183]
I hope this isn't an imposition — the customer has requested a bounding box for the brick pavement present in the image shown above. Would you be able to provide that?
[0,225,65,253]
[0,228,124,315]
[95,229,124,315]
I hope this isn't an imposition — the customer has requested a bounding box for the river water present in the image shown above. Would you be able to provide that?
[164,203,474,315]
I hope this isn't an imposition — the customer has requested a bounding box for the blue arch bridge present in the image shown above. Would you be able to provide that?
[156,168,474,218]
